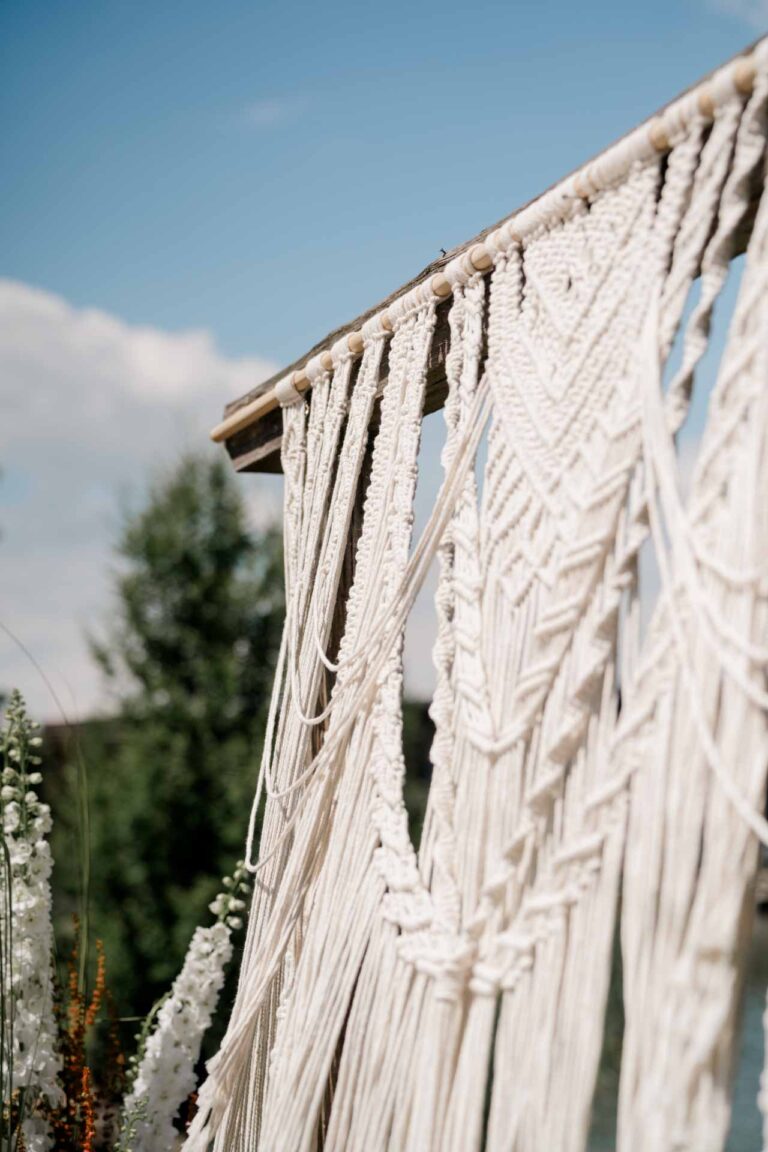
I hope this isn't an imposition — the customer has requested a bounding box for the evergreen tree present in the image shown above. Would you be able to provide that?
[84,453,283,1014]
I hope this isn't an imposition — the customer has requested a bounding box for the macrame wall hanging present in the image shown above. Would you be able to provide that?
[190,37,768,1152]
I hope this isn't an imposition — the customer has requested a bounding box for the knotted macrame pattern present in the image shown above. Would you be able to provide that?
[188,44,768,1152]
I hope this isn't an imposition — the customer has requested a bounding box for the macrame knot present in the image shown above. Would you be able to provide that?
[275,373,302,407]
[469,962,501,998]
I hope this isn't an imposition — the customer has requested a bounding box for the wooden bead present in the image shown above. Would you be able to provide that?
[733,57,756,95]
[470,244,493,272]
[431,273,452,298]
[697,85,715,120]
[648,118,670,153]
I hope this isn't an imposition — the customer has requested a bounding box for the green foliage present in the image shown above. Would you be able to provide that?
[75,454,283,1017]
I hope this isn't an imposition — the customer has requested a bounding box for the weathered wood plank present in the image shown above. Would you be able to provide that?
[228,298,456,472]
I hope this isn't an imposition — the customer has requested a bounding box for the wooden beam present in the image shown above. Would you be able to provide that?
[228,297,458,472]
[221,33,763,475]
[227,186,758,475]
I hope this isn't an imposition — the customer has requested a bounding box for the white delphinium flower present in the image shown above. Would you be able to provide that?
[119,861,250,1152]
[0,691,63,1152]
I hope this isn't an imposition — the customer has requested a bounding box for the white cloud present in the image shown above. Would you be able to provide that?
[241,97,293,129]
[0,278,435,727]
[0,279,281,722]
[4,281,707,729]
[708,0,768,28]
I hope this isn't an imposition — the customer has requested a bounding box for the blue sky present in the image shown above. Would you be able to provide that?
[1,0,763,361]
[0,0,764,718]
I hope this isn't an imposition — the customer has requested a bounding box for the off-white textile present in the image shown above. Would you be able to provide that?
[188,45,768,1152]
